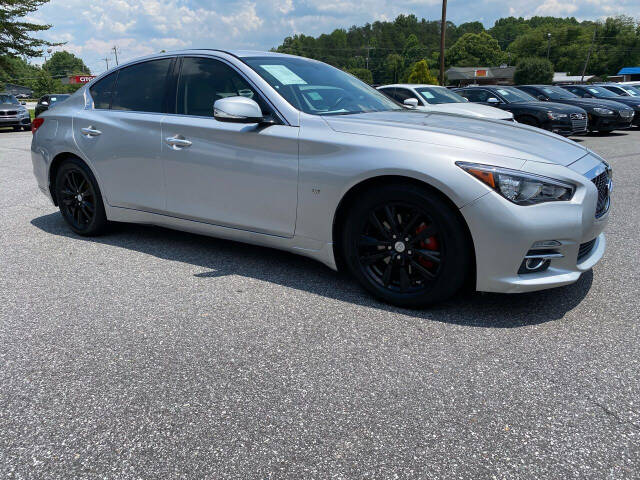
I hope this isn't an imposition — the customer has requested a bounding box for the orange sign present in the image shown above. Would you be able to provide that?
[474,69,487,77]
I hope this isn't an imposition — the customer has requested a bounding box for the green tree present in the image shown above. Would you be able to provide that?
[407,60,438,84]
[0,0,60,72]
[513,57,554,84]
[447,32,506,67]
[32,68,62,97]
[43,50,90,78]
[347,68,373,84]
[383,53,404,83]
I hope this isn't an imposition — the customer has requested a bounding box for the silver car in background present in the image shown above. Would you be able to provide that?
[31,50,611,307]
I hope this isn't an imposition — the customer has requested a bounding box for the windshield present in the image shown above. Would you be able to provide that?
[494,87,537,103]
[243,56,401,115]
[584,86,619,98]
[539,86,579,100]
[618,85,640,97]
[415,87,466,104]
[49,95,70,104]
[0,94,19,105]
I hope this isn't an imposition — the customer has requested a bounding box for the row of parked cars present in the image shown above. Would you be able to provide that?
[0,93,71,131]
[377,82,640,136]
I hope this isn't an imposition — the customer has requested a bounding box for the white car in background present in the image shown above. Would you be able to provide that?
[377,84,515,121]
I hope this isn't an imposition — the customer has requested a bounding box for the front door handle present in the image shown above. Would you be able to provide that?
[80,126,102,137]
[165,135,192,150]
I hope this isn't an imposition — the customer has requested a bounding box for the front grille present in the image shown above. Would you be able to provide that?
[592,171,610,218]
[578,238,596,262]
[0,110,18,116]
[620,110,634,119]
[570,113,587,131]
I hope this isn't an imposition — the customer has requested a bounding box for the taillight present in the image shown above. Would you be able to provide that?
[32,117,44,134]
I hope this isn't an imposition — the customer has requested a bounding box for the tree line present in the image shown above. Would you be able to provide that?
[274,14,640,84]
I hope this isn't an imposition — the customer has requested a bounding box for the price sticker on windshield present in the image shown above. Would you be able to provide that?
[260,65,307,85]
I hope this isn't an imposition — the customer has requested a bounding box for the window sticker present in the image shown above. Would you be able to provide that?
[588,88,599,94]
[307,91,322,101]
[497,89,509,95]
[260,65,307,85]
[421,91,435,99]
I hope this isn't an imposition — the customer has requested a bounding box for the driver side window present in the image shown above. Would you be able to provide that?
[177,57,268,117]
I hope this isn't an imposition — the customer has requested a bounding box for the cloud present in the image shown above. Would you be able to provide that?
[27,0,640,74]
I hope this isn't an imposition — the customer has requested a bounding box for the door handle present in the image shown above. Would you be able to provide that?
[165,136,192,149]
[80,126,102,137]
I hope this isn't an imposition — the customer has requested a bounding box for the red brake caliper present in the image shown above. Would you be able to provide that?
[415,223,439,269]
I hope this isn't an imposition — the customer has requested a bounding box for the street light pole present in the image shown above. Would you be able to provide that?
[546,33,551,59]
[440,0,447,86]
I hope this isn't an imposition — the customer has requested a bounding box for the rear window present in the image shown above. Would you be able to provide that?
[111,58,173,113]
[90,73,117,109]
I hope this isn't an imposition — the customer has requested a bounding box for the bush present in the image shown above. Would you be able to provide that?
[407,60,438,85]
[513,57,554,85]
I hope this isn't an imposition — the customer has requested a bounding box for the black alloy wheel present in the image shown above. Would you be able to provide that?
[55,158,108,235]
[342,183,471,308]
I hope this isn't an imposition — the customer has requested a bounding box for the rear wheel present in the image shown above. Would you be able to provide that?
[54,157,108,236]
[341,183,471,308]
[12,126,21,132]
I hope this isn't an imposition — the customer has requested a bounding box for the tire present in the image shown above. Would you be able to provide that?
[23,125,31,131]
[54,157,109,236]
[12,126,21,132]
[341,183,471,308]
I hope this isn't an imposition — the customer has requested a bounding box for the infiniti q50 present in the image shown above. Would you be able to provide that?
[31,50,611,307]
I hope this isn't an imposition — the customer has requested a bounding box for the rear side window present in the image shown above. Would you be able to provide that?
[90,73,117,109]
[460,89,492,102]
[176,56,268,117]
[111,58,173,113]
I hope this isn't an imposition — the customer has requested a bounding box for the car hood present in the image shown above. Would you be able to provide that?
[510,101,581,113]
[417,102,513,120]
[324,110,588,166]
[596,96,640,109]
[551,97,633,111]
[0,103,20,110]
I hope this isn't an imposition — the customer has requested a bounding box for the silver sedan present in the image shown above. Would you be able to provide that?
[31,50,611,307]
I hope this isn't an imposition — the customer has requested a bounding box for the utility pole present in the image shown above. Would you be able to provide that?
[581,27,596,83]
[439,0,447,86]
[546,33,551,59]
[112,46,120,66]
[103,57,110,70]
[365,46,373,71]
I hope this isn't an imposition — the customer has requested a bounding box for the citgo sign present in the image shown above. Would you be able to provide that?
[69,75,97,84]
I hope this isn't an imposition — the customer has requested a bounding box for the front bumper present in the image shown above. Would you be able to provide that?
[589,113,632,131]
[460,157,608,293]
[0,115,31,127]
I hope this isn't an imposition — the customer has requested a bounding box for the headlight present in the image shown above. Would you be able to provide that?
[593,107,614,115]
[547,112,568,120]
[457,162,575,205]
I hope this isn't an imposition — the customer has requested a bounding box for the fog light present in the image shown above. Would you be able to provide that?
[519,258,550,274]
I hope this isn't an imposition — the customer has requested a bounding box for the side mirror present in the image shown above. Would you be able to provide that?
[537,95,548,101]
[20,101,26,105]
[487,97,501,104]
[214,96,265,123]
[583,93,592,98]
[41,101,49,106]
[403,98,419,108]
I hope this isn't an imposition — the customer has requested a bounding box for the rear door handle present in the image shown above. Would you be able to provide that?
[80,126,101,137]
[165,136,192,149]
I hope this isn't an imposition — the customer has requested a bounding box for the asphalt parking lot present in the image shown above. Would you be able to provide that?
[1,128,639,479]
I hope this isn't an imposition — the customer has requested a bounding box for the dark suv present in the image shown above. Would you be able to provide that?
[516,85,635,133]
[559,85,640,128]
[454,85,587,136]
[34,94,71,117]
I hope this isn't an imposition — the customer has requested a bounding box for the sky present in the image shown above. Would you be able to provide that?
[26,0,640,75]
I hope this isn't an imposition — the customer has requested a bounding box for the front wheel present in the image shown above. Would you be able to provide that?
[54,157,109,236]
[341,184,472,308]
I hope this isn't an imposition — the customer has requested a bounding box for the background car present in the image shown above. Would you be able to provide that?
[559,84,640,127]
[454,85,587,136]
[598,83,640,98]
[377,84,514,121]
[34,94,71,117]
[0,92,32,131]
[516,85,635,133]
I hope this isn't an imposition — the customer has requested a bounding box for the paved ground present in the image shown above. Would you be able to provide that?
[1,127,639,479]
